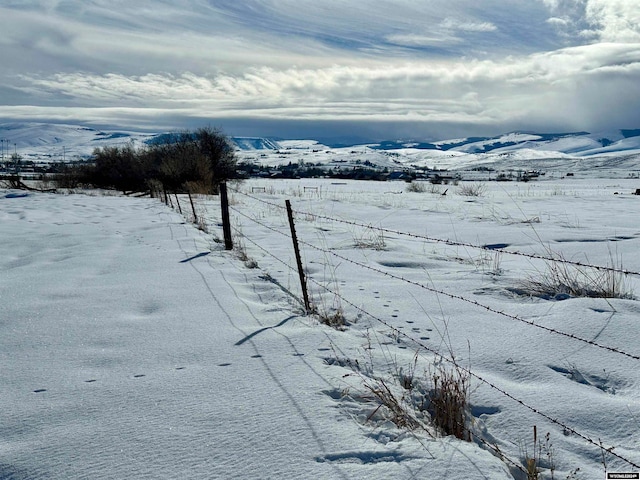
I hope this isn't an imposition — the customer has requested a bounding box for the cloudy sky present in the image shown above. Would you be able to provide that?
[1,0,639,140]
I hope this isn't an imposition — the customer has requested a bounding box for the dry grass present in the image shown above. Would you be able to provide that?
[521,252,634,300]
[458,182,488,197]
[406,182,428,193]
[345,352,472,441]
[427,364,471,440]
[364,378,422,430]
[352,225,386,250]
[313,250,348,329]
[317,305,347,329]
[520,427,556,480]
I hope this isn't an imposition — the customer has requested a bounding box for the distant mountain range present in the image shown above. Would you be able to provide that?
[2,122,640,166]
[232,130,640,158]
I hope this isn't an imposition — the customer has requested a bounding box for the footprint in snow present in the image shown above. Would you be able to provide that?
[133,374,146,378]
[33,389,47,393]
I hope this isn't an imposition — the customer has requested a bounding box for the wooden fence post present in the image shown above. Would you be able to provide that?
[174,193,183,214]
[220,183,233,250]
[286,200,311,314]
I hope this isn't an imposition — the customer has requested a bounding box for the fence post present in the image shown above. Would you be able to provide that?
[174,193,183,214]
[187,191,198,225]
[220,183,233,250]
[286,200,311,314]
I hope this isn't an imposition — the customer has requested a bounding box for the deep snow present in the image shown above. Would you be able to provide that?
[1,177,640,479]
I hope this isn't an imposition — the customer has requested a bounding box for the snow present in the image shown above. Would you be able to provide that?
[454,133,544,153]
[0,123,156,162]
[5,122,640,174]
[2,177,640,479]
[232,139,640,174]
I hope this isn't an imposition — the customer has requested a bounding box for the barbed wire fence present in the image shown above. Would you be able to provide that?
[178,182,640,473]
[231,186,640,277]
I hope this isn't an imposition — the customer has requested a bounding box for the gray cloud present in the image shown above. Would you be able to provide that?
[1,0,639,139]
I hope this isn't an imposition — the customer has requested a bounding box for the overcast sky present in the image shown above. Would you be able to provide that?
[1,0,639,140]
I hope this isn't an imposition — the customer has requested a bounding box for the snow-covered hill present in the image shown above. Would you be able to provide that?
[3,123,640,174]
[0,123,156,162]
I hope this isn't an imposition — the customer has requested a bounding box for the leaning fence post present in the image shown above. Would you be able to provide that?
[187,190,198,225]
[220,183,233,250]
[286,200,311,314]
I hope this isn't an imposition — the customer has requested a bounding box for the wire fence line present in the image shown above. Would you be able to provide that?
[228,185,640,278]
[301,240,640,361]
[195,187,640,470]
[308,273,640,470]
[229,195,640,362]
[306,262,532,478]
[229,205,534,474]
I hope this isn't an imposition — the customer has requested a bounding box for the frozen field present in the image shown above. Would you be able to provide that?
[1,177,639,479]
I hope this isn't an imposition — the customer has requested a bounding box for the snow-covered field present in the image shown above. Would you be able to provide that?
[2,177,640,479]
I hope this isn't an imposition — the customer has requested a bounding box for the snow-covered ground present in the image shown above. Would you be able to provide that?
[4,122,640,176]
[0,123,156,163]
[2,176,640,479]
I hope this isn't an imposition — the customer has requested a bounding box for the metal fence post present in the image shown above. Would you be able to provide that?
[220,183,233,250]
[285,200,311,314]
[187,191,198,225]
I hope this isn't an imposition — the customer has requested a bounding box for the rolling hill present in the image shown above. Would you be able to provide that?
[3,123,640,174]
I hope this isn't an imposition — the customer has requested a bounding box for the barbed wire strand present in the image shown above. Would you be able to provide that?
[308,275,640,470]
[229,224,298,275]
[229,200,640,361]
[225,199,639,470]
[231,221,530,475]
[228,186,640,278]
[300,237,640,362]
[229,199,640,360]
